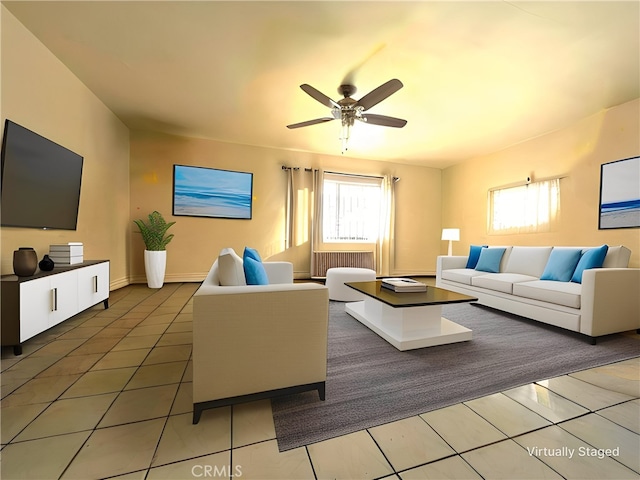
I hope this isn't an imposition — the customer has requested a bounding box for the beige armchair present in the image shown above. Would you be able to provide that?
[192,253,329,423]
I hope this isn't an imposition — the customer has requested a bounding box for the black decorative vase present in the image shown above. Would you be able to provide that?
[39,254,55,272]
[13,247,38,276]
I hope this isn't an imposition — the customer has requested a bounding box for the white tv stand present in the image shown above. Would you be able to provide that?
[1,260,109,355]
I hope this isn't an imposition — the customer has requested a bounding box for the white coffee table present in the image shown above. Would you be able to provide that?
[344,281,477,351]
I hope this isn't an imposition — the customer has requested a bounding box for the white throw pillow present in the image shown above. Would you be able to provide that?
[218,248,246,286]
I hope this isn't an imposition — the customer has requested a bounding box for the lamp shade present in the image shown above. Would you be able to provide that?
[441,228,460,241]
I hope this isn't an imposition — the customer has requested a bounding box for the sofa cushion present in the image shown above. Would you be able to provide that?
[465,245,487,269]
[540,248,582,282]
[571,245,608,284]
[505,246,553,277]
[472,273,539,294]
[513,280,582,309]
[603,245,631,268]
[475,247,506,273]
[244,256,269,285]
[442,268,487,285]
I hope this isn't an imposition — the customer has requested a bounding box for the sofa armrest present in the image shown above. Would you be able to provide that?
[580,268,640,336]
[436,255,468,281]
[192,283,329,403]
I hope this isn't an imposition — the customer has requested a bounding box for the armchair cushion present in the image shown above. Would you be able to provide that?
[218,248,246,286]
[243,246,262,262]
[244,256,269,285]
[243,246,269,285]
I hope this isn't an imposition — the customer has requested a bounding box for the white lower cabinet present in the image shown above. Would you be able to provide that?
[19,270,77,341]
[77,262,110,311]
[1,260,109,354]
[18,276,54,343]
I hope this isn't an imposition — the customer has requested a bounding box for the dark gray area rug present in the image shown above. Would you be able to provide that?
[271,301,639,452]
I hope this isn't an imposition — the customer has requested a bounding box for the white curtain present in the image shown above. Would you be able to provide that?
[285,167,294,249]
[310,169,324,277]
[378,175,396,276]
[488,179,561,234]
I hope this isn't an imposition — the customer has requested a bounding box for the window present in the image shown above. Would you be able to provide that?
[488,179,560,234]
[322,173,383,242]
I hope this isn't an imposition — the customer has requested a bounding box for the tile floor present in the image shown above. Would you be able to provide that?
[1,283,639,479]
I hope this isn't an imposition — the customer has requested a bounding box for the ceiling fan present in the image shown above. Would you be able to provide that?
[287,79,407,152]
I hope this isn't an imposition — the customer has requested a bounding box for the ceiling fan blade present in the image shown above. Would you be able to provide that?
[360,113,407,128]
[287,117,335,129]
[300,84,339,108]
[341,43,387,86]
[357,79,404,111]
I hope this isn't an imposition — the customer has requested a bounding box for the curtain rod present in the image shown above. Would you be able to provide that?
[324,170,384,180]
[488,173,569,192]
[281,167,395,181]
[281,166,313,172]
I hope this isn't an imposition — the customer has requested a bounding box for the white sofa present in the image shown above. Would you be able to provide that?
[192,249,329,423]
[436,245,640,344]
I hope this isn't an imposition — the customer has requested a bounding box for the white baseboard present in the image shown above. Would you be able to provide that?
[128,273,206,285]
[165,273,206,283]
[109,276,130,290]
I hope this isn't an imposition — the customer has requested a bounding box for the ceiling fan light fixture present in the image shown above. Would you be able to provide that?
[340,112,355,153]
[288,79,406,153]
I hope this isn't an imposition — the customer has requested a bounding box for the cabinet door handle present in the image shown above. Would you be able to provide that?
[51,288,58,312]
[93,275,98,293]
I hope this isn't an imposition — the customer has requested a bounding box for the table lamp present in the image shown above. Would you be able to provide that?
[441,228,460,256]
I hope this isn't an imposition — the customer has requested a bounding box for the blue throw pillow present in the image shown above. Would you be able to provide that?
[243,246,262,263]
[540,248,582,282]
[244,256,269,285]
[571,245,608,284]
[465,245,487,269]
[475,247,506,273]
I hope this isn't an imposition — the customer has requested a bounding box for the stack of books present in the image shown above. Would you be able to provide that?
[49,242,84,265]
[381,278,427,292]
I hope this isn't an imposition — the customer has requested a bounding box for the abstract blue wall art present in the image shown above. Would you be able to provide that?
[173,165,253,219]
[599,156,640,229]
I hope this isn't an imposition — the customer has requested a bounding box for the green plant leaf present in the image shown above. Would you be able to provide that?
[133,211,175,250]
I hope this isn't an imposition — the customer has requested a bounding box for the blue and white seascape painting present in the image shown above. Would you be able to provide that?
[599,156,640,229]
[173,165,253,219]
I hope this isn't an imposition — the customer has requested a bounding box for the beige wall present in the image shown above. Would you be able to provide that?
[5,3,636,283]
[0,7,131,287]
[442,98,640,268]
[130,131,442,281]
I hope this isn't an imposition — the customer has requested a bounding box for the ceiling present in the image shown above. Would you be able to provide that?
[3,1,639,168]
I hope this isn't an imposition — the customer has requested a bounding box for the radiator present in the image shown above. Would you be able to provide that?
[313,251,375,277]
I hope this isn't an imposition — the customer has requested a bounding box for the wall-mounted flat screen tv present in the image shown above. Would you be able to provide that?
[173,164,253,219]
[1,120,84,230]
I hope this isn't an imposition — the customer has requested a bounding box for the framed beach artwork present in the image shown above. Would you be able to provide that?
[598,156,640,229]
[172,165,253,219]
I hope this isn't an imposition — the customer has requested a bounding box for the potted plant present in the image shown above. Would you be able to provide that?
[133,211,175,288]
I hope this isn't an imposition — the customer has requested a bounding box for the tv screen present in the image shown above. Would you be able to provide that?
[1,120,84,230]
[172,164,253,219]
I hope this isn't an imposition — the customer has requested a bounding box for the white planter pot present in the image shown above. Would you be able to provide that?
[144,250,166,288]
